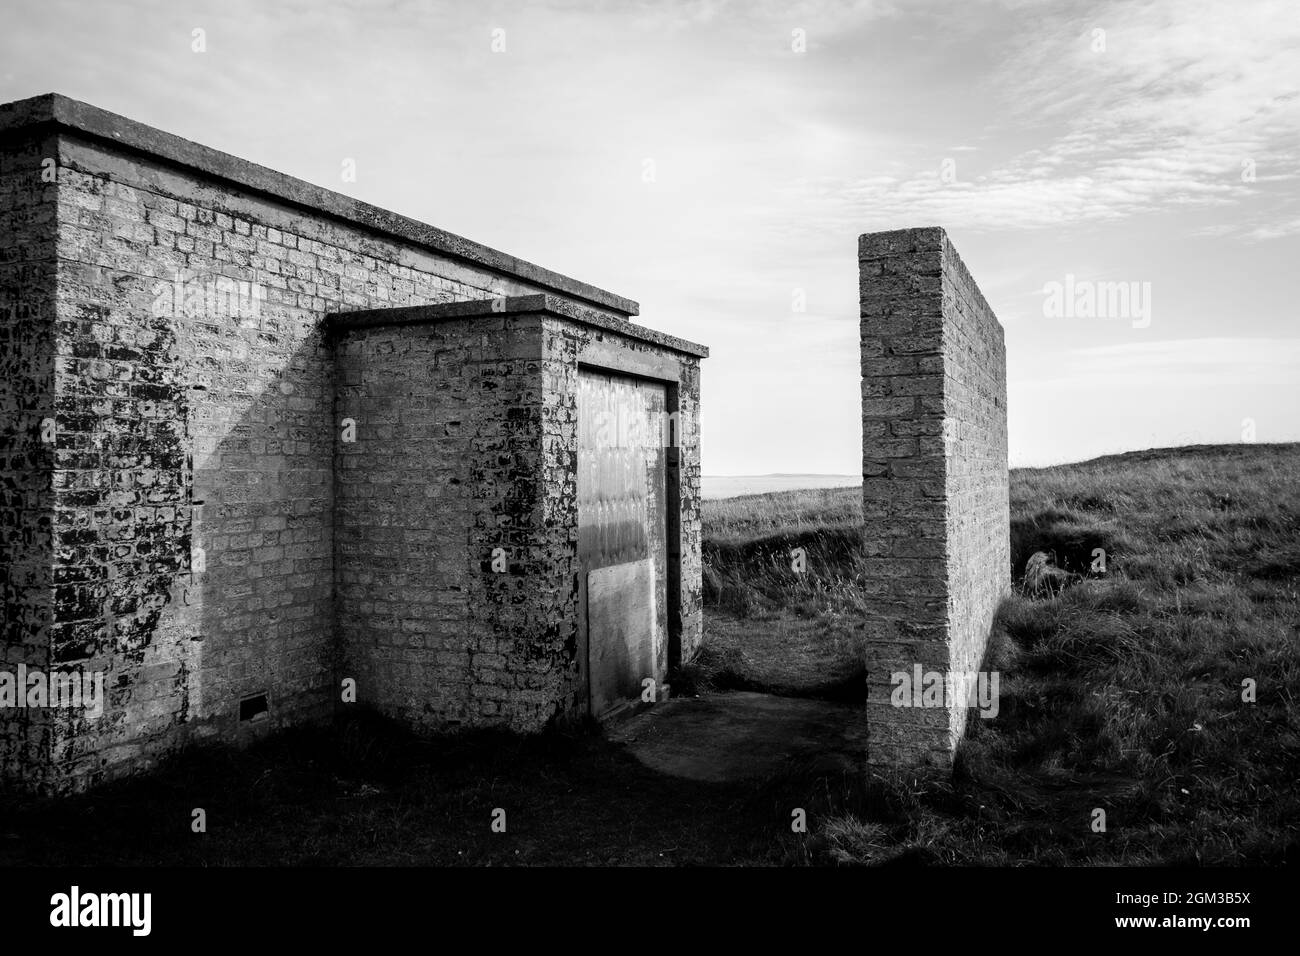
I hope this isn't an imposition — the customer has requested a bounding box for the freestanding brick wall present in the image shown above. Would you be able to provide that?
[0,94,705,793]
[859,227,1010,768]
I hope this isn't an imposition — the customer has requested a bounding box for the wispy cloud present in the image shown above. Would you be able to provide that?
[1019,337,1300,388]
[788,0,1300,234]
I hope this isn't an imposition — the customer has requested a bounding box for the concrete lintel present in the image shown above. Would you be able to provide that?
[327,295,710,358]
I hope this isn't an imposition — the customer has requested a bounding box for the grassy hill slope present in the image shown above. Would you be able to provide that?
[695,443,1300,863]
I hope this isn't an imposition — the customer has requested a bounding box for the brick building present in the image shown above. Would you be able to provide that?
[0,94,706,793]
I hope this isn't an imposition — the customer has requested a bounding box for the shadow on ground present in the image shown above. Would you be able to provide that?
[0,706,865,867]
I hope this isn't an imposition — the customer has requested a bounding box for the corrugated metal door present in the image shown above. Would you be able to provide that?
[577,370,668,720]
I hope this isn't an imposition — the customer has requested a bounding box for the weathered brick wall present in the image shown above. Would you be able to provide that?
[939,233,1010,747]
[673,359,704,663]
[0,128,57,788]
[332,313,557,730]
[859,226,1009,768]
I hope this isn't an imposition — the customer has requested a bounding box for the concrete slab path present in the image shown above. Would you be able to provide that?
[607,690,870,783]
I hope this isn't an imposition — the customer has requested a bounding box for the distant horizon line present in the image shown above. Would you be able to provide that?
[703,441,1300,479]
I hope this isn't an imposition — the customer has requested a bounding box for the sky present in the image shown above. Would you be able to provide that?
[3,0,1297,474]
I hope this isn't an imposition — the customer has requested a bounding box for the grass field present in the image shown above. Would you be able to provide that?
[2,443,1296,865]
[695,442,1300,864]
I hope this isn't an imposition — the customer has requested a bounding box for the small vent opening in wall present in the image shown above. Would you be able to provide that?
[239,692,269,722]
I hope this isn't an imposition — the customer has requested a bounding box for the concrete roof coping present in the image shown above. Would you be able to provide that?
[858,226,948,257]
[0,93,640,316]
[327,295,709,358]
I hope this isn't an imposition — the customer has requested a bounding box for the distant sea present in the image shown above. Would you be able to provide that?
[701,474,861,500]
